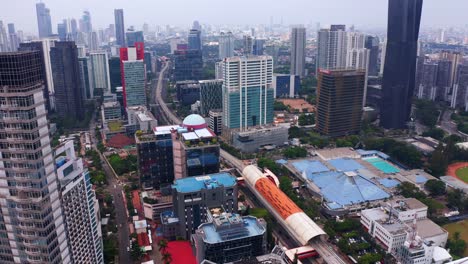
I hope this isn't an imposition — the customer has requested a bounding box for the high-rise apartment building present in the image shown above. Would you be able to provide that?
[222,56,274,130]
[290,27,306,77]
[119,42,145,108]
[114,9,126,47]
[218,31,234,59]
[56,141,103,263]
[7,23,19,52]
[36,2,53,38]
[451,65,468,110]
[88,31,99,51]
[417,61,438,101]
[200,80,223,116]
[380,0,423,129]
[0,51,71,263]
[50,41,85,120]
[273,74,301,98]
[316,25,347,72]
[188,29,202,51]
[88,52,112,96]
[316,69,365,137]
[173,49,203,81]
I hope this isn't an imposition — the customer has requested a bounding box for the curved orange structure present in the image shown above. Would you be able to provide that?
[447,162,468,182]
[255,178,302,219]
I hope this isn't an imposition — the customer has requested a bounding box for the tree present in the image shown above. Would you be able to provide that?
[162,252,173,264]
[422,127,445,140]
[257,158,282,175]
[130,242,143,260]
[397,182,426,200]
[447,232,467,258]
[283,146,308,159]
[274,101,288,111]
[298,113,315,126]
[103,235,118,263]
[424,179,446,196]
[158,238,168,253]
[447,189,467,211]
[429,144,449,177]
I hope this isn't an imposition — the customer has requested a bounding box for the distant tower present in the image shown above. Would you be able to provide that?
[36,2,53,38]
[188,29,202,51]
[290,26,306,77]
[243,35,253,55]
[218,32,234,59]
[114,9,126,47]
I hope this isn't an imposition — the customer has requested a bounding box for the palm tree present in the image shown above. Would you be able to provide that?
[162,251,172,264]
[158,238,168,253]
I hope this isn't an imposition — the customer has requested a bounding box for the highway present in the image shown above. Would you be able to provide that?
[153,60,346,264]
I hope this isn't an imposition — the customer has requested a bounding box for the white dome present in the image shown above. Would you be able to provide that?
[182,114,206,128]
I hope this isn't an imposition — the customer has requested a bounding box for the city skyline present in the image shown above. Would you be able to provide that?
[1,0,468,35]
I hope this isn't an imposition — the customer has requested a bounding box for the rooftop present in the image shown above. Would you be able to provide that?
[198,215,265,244]
[416,219,448,239]
[316,148,360,160]
[172,172,236,193]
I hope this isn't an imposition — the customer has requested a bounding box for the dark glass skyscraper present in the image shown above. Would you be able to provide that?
[380,0,423,129]
[50,41,85,121]
[126,30,144,47]
[114,9,125,47]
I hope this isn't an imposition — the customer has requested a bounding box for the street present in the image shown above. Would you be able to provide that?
[89,113,131,264]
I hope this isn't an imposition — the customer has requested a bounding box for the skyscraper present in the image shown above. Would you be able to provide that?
[36,2,53,38]
[120,43,146,108]
[7,23,19,52]
[0,21,9,52]
[218,31,234,59]
[173,49,203,81]
[316,69,365,137]
[200,80,223,116]
[316,25,347,72]
[365,35,380,76]
[119,42,144,107]
[0,50,71,263]
[188,29,202,51]
[290,27,306,77]
[222,56,274,130]
[19,40,56,111]
[380,0,423,129]
[243,35,253,55]
[126,30,144,47]
[57,20,68,41]
[253,38,265,56]
[88,52,112,96]
[50,41,85,120]
[80,11,92,33]
[70,18,78,39]
[114,9,126,47]
[109,56,122,92]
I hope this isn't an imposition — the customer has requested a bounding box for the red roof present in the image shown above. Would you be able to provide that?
[132,190,143,214]
[137,233,150,247]
[106,134,135,148]
[166,241,196,264]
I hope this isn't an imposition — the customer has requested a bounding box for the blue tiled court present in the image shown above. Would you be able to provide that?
[292,160,329,174]
[329,158,363,171]
[364,157,400,174]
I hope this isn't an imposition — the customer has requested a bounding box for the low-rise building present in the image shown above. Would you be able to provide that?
[192,210,267,264]
[361,198,448,256]
[232,125,289,153]
[171,172,238,239]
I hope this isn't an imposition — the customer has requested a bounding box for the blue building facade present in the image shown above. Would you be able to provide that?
[273,74,301,98]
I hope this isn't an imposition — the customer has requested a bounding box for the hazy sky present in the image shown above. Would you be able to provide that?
[1,0,466,34]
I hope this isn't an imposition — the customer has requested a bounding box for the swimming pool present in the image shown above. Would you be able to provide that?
[364,157,400,174]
